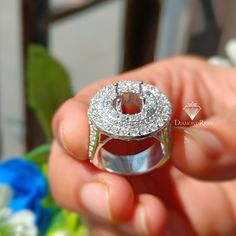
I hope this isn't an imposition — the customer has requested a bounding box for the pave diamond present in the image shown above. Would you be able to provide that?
[88,81,172,140]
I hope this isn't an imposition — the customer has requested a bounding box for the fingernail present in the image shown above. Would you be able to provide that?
[186,129,223,159]
[58,123,77,158]
[136,205,149,235]
[80,182,112,221]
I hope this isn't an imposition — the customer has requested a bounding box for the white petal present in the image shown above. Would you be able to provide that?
[13,224,38,236]
[24,226,38,236]
[208,56,231,67]
[226,39,236,65]
[7,210,38,236]
[9,210,36,226]
[54,231,70,236]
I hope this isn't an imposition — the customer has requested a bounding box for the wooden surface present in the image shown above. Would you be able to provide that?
[22,0,49,149]
[122,0,161,71]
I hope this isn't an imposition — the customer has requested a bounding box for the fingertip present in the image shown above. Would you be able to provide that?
[171,127,212,179]
[96,172,135,222]
[80,181,112,221]
[133,194,167,236]
[59,118,89,160]
[171,127,236,180]
[53,98,89,160]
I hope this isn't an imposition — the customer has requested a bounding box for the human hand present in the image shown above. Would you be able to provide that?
[49,57,236,236]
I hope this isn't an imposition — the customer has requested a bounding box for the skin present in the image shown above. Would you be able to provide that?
[49,57,236,236]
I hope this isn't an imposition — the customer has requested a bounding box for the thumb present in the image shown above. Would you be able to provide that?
[171,108,236,180]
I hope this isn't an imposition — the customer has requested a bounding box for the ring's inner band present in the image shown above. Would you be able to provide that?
[94,137,165,174]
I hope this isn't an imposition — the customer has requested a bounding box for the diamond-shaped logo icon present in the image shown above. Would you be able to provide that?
[183,101,201,120]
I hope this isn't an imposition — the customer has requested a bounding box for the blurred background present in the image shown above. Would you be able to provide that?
[0,0,235,158]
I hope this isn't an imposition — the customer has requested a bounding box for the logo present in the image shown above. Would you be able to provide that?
[183,101,201,120]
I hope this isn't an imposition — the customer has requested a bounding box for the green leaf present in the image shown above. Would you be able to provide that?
[25,144,51,169]
[27,45,73,141]
[46,210,84,236]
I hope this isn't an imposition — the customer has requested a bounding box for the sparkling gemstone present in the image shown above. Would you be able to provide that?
[88,81,172,139]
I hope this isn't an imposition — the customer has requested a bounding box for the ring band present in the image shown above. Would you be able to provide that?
[88,81,172,175]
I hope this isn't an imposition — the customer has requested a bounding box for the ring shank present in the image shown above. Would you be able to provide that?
[90,126,170,175]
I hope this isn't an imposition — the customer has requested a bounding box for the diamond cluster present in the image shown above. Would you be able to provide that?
[88,81,172,141]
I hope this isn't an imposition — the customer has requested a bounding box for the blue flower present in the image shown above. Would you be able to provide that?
[0,158,49,231]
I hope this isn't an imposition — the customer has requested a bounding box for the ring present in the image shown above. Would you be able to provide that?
[88,81,172,175]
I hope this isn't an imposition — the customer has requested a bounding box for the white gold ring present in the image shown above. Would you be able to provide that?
[88,81,172,175]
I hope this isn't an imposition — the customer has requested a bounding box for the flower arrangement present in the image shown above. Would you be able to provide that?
[0,45,87,235]
[0,145,86,236]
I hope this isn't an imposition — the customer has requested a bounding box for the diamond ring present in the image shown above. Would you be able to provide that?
[88,81,172,175]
